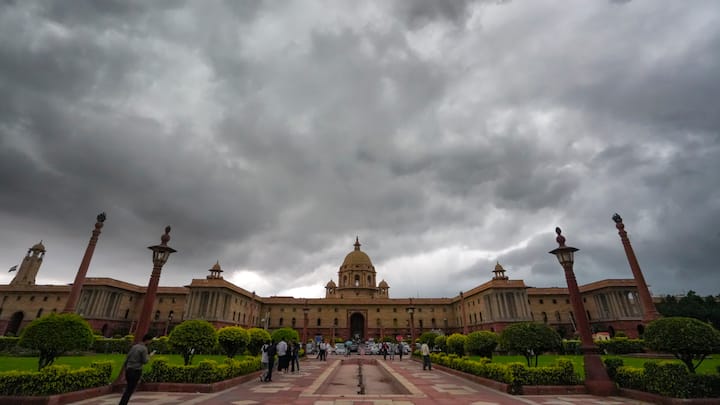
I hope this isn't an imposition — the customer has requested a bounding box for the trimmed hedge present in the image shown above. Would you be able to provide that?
[142,357,262,384]
[596,337,645,355]
[91,337,132,354]
[0,361,112,396]
[0,337,20,352]
[430,353,579,394]
[607,358,720,398]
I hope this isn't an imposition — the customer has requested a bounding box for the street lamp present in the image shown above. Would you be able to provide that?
[303,300,309,345]
[406,299,415,348]
[133,226,176,344]
[549,227,616,395]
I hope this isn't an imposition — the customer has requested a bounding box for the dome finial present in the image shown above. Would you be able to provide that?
[354,236,361,251]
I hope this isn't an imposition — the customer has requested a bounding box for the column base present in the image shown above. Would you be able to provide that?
[583,352,617,396]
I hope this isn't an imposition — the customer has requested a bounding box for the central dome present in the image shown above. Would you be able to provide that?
[341,237,373,268]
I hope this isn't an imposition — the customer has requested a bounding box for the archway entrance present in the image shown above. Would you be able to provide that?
[350,312,365,341]
[6,311,24,336]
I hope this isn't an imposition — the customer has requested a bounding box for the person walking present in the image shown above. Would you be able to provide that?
[260,340,270,381]
[276,337,289,373]
[397,341,403,361]
[421,342,432,370]
[290,340,300,373]
[118,333,155,405]
[264,340,276,382]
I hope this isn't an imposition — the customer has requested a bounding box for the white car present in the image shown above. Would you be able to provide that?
[334,343,347,355]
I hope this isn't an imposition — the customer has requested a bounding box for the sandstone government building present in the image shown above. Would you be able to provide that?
[1,237,649,340]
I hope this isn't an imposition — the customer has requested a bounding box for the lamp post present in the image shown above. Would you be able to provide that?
[133,226,176,344]
[612,213,660,323]
[406,299,416,347]
[549,227,616,395]
[63,212,106,313]
[303,300,309,345]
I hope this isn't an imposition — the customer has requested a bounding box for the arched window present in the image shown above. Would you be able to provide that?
[586,310,592,321]
[541,312,548,323]
[334,318,338,326]
[418,319,423,328]
[292,317,296,327]
[317,318,321,326]
[479,312,483,322]
[279,317,284,326]
[36,308,43,318]
[393,318,398,327]
[431,318,436,328]
[354,275,360,287]
[377,318,381,326]
[367,275,371,285]
[154,310,160,321]
[343,276,347,286]
[555,311,561,321]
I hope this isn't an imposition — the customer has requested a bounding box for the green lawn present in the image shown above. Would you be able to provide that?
[468,354,720,378]
[0,354,242,381]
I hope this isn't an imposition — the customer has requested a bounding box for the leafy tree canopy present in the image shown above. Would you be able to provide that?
[217,326,250,358]
[168,320,217,365]
[465,330,499,358]
[19,313,94,370]
[418,332,439,346]
[271,327,299,344]
[500,322,561,367]
[446,333,467,356]
[247,328,271,356]
[644,317,720,373]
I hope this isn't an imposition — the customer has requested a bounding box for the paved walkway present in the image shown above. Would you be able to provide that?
[72,356,650,405]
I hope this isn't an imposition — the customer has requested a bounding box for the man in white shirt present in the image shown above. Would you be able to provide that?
[421,342,432,370]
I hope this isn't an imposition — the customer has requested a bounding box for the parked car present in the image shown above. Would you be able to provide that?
[334,343,346,355]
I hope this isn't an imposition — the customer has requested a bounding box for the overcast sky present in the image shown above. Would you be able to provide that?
[1,0,719,300]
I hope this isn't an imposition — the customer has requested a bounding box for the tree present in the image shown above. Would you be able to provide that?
[418,331,439,347]
[247,328,271,356]
[271,327,299,344]
[19,313,94,370]
[643,317,720,373]
[217,326,250,358]
[465,331,499,358]
[500,322,561,367]
[168,320,217,365]
[446,333,467,356]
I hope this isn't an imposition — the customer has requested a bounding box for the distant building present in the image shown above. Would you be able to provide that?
[0,238,647,339]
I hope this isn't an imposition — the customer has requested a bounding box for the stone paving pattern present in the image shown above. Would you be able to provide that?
[72,357,650,405]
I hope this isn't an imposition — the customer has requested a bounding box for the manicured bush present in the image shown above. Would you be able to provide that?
[643,317,720,373]
[91,337,132,354]
[142,357,261,384]
[465,331,499,358]
[428,353,578,392]
[446,333,467,356]
[434,335,447,353]
[18,313,95,370]
[247,328,271,356]
[168,320,217,366]
[500,322,561,367]
[0,337,19,352]
[603,357,624,379]
[270,328,299,345]
[560,339,581,355]
[596,337,645,355]
[0,361,112,396]
[148,336,171,354]
[217,326,250,358]
[610,359,720,398]
[418,332,439,346]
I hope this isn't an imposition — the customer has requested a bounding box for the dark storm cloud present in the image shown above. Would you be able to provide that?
[1,0,719,298]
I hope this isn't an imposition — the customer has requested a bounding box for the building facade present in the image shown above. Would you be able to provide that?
[0,238,648,340]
